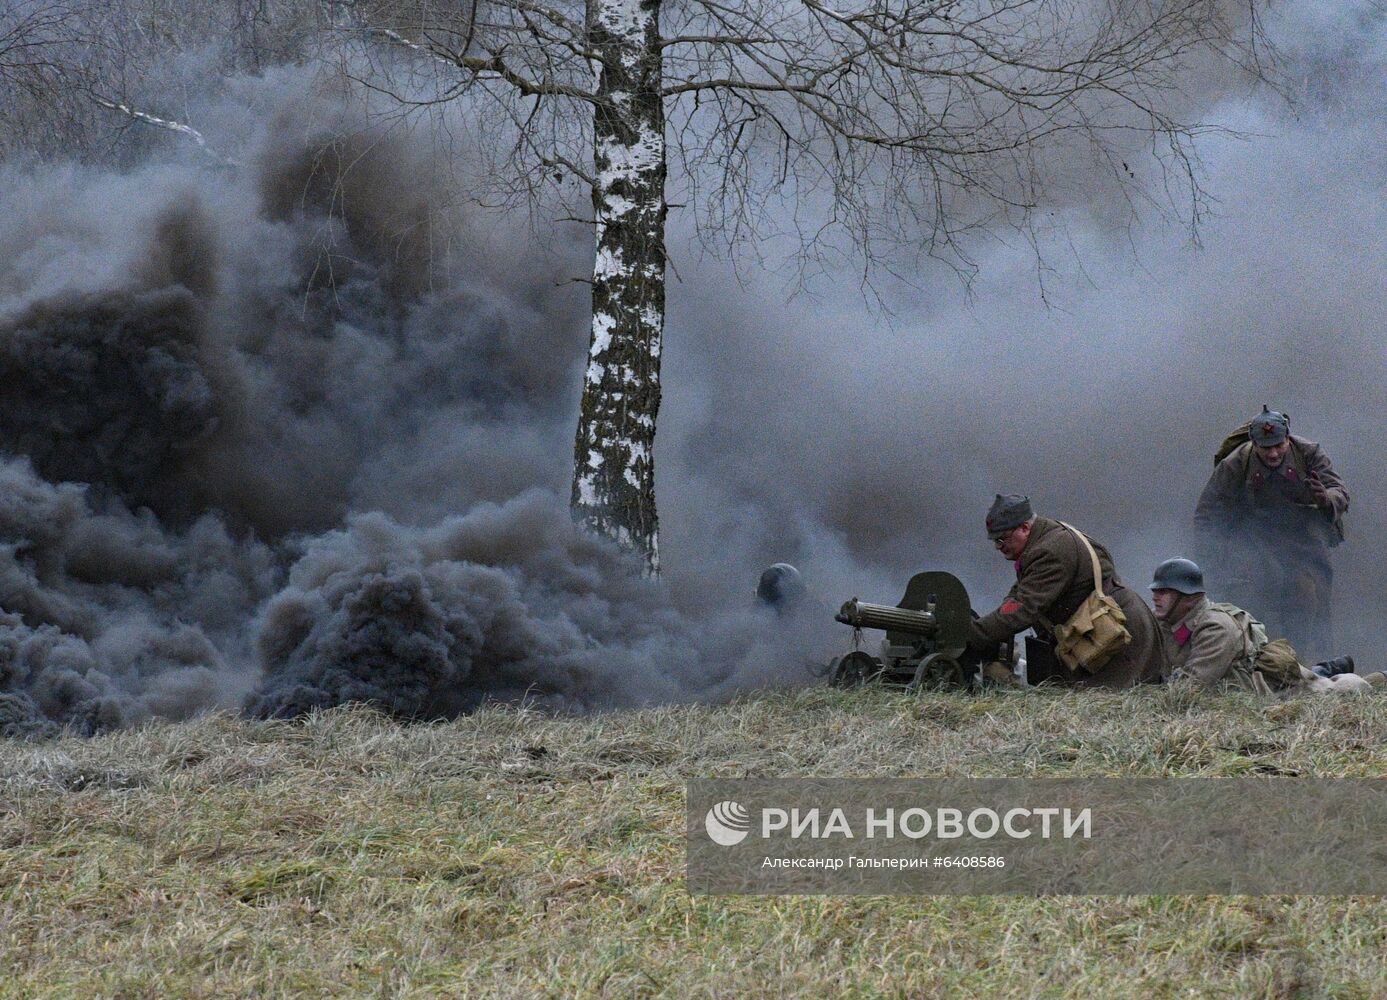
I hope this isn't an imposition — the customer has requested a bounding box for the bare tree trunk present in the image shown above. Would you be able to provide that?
[572,0,665,574]
[320,0,1265,578]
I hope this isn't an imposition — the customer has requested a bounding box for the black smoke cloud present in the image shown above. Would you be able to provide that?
[3,81,587,540]
[247,490,816,719]
[4,2,1384,735]
[0,71,827,735]
[0,286,222,520]
[0,455,276,738]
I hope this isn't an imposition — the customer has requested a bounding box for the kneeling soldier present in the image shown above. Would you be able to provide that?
[969,494,1166,688]
[1149,557,1383,695]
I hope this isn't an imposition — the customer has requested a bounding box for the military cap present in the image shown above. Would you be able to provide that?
[985,494,1033,539]
[1248,405,1289,447]
[1149,557,1205,595]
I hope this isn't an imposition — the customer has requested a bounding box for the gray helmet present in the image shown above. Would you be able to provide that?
[757,563,806,610]
[1150,558,1205,595]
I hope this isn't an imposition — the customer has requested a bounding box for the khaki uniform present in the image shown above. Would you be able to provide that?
[1194,435,1347,662]
[1163,596,1264,690]
[1164,595,1376,696]
[969,517,1166,688]
[1300,669,1375,695]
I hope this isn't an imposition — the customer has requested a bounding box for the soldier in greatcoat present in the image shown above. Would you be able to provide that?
[968,494,1166,688]
[1193,407,1347,663]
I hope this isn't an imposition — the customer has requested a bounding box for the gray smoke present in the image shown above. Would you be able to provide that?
[658,1,1387,660]
[3,2,1384,735]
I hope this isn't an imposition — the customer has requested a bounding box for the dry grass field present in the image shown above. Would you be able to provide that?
[4,685,1387,998]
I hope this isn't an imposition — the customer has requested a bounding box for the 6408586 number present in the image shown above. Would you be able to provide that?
[940,856,1006,868]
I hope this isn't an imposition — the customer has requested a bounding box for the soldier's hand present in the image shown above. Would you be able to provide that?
[1308,474,1331,508]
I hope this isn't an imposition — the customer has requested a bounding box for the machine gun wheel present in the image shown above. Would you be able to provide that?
[906,652,967,692]
[829,651,881,689]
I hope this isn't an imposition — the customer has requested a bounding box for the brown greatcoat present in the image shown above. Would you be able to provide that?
[1193,434,1347,662]
[968,516,1166,688]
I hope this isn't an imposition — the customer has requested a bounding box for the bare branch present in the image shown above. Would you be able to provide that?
[364,21,598,103]
[88,93,240,167]
[316,0,1272,564]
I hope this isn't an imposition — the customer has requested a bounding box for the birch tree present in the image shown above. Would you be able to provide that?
[340,0,1264,573]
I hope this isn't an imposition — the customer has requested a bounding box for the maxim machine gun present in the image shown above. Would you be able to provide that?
[828,571,979,690]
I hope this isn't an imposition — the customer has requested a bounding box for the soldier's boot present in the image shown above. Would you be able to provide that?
[1311,655,1355,679]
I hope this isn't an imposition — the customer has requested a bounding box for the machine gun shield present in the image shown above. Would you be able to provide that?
[897,571,972,657]
[828,570,978,691]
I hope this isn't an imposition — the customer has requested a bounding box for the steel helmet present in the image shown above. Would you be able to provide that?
[1149,558,1205,595]
[757,563,806,610]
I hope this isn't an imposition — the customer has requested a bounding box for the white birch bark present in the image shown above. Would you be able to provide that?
[338,0,1264,577]
[572,0,665,574]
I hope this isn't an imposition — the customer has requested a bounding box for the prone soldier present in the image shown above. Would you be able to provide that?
[968,494,1166,688]
[1194,407,1347,663]
[1148,557,1383,695]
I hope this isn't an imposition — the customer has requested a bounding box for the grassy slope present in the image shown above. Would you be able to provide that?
[3,687,1387,999]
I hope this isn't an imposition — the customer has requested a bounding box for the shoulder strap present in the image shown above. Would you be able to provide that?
[1058,522,1103,594]
[1207,601,1268,659]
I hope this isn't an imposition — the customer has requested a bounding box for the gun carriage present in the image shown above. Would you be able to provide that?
[827,570,980,690]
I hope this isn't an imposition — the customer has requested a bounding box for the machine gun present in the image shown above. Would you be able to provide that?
[827,570,980,690]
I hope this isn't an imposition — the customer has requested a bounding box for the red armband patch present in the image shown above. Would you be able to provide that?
[1000,600,1024,615]
[1173,624,1191,647]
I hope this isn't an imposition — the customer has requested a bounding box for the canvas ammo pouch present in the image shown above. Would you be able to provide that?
[1252,638,1303,691]
[1043,523,1133,674]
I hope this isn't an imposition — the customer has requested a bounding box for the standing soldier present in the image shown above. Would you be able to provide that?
[968,494,1166,688]
[1193,407,1347,663]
